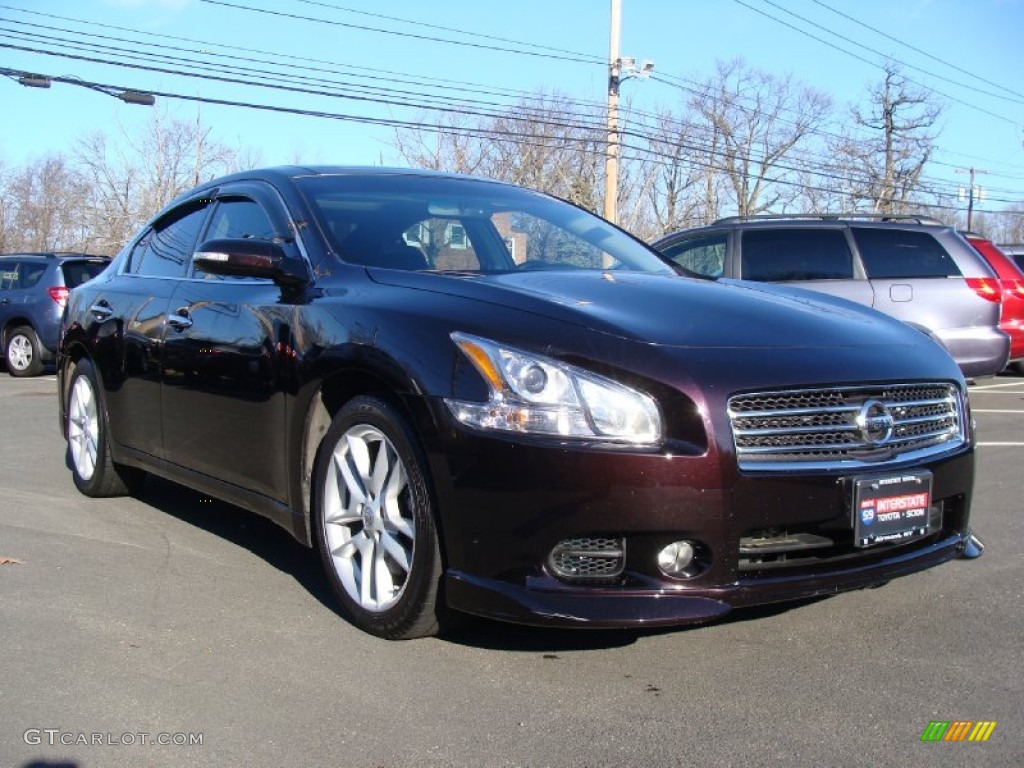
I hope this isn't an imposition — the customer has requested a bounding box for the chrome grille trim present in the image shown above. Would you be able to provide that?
[728,383,966,470]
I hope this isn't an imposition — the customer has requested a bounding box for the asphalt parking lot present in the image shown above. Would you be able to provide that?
[2,372,1022,768]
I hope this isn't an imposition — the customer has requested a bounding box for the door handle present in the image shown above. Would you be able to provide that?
[167,309,193,331]
[0,298,9,305]
[89,302,113,320]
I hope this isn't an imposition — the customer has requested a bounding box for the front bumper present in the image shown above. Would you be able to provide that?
[446,530,974,628]
[431,426,977,629]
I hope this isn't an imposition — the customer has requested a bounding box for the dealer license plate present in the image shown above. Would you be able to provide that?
[852,471,933,548]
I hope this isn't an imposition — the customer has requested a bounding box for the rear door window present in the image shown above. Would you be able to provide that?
[0,262,22,290]
[131,206,208,278]
[853,228,961,278]
[19,262,48,288]
[740,229,854,281]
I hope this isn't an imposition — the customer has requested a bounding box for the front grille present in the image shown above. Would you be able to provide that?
[728,382,965,470]
[548,537,625,582]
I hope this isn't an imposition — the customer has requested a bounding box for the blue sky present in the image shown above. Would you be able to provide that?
[1,0,1022,210]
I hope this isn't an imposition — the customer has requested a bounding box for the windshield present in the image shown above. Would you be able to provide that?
[296,174,675,275]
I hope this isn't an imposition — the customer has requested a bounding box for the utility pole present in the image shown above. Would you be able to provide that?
[195,102,203,186]
[956,167,989,230]
[603,0,622,226]
[603,0,653,227]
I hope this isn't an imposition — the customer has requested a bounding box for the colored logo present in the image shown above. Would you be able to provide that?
[920,721,997,742]
[860,502,875,525]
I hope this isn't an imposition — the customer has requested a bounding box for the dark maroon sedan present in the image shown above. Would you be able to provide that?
[58,167,982,639]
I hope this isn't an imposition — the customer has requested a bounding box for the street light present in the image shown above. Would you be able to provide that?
[1,67,155,107]
[17,74,51,89]
[118,90,156,106]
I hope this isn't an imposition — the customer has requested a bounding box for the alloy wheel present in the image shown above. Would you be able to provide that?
[321,424,416,612]
[8,334,33,371]
[68,375,99,481]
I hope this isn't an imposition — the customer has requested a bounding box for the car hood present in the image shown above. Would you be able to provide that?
[367,268,925,350]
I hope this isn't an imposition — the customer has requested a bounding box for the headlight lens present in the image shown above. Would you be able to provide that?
[445,332,661,444]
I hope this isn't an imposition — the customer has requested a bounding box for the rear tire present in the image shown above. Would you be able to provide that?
[313,396,446,639]
[66,359,145,497]
[6,326,43,377]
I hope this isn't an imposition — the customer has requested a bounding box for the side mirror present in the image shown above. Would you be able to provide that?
[193,239,307,287]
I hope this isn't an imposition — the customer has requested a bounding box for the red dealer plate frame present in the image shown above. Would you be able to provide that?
[852,471,933,548]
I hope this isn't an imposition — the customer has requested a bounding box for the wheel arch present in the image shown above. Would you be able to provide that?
[57,339,93,437]
[2,317,36,347]
[296,361,447,555]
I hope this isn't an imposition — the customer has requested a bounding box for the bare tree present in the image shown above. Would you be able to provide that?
[392,113,490,175]
[641,108,728,235]
[836,62,944,213]
[393,92,612,213]
[74,108,243,252]
[687,59,832,217]
[0,158,11,252]
[0,155,89,252]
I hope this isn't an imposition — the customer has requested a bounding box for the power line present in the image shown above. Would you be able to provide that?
[290,0,602,62]
[6,56,1022,214]
[809,0,1024,101]
[198,0,601,65]
[0,3,580,104]
[1,4,1021,207]
[649,72,1024,192]
[757,0,1024,106]
[5,29,1023,206]
[732,0,1020,125]
[3,31,1002,204]
[6,2,1022,183]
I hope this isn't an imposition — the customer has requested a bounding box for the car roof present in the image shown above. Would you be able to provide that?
[187,165,507,193]
[653,213,954,243]
[163,165,518,218]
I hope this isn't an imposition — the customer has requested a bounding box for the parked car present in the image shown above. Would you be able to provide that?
[652,214,1010,378]
[59,168,982,639]
[0,252,109,376]
[961,232,1024,372]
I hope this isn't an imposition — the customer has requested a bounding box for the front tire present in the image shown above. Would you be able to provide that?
[313,396,446,639]
[6,326,43,377]
[66,359,145,497]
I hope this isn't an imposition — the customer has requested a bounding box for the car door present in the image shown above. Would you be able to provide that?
[89,201,210,457]
[160,184,303,501]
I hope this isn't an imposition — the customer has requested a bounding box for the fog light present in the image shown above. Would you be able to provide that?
[658,541,695,576]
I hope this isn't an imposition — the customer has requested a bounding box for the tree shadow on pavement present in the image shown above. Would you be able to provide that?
[130,475,830,651]
[132,475,340,616]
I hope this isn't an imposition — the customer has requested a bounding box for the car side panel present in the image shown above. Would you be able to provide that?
[80,275,178,458]
[161,279,293,501]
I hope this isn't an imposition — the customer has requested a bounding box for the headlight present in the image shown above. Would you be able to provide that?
[445,332,661,444]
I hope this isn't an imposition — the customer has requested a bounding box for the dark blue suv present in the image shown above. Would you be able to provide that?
[0,253,109,376]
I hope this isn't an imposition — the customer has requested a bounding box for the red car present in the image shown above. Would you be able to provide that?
[963,232,1024,371]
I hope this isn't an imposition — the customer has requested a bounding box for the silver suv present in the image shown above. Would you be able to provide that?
[652,214,1010,378]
